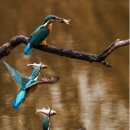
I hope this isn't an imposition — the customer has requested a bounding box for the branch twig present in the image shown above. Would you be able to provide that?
[0,35,129,67]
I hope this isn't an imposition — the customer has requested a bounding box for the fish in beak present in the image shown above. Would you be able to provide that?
[40,64,48,69]
[27,63,48,69]
[36,108,56,116]
[56,17,71,25]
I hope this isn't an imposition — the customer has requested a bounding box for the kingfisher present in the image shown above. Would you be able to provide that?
[36,108,56,130]
[23,15,70,55]
[3,61,59,109]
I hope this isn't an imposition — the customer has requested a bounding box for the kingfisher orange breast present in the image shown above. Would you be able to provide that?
[48,23,53,31]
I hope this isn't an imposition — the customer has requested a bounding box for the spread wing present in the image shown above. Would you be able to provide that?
[2,60,29,88]
[21,67,41,90]
[23,76,59,90]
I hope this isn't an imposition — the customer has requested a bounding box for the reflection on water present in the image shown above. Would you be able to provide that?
[78,71,128,130]
[1,115,13,130]
[78,71,94,129]
[49,84,64,130]
[0,0,129,130]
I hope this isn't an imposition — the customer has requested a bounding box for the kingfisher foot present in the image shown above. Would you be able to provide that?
[42,43,49,47]
[40,40,49,47]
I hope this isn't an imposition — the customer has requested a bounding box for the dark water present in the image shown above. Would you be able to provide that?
[0,0,129,130]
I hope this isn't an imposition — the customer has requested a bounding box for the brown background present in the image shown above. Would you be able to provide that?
[0,0,129,130]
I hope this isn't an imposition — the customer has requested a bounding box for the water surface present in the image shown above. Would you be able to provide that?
[0,0,129,130]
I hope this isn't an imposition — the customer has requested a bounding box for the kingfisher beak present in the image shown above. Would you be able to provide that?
[57,17,71,25]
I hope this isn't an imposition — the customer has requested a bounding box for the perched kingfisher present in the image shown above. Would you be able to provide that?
[36,108,56,130]
[23,15,70,55]
[3,61,59,109]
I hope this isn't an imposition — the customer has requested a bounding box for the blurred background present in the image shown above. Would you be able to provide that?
[0,0,129,130]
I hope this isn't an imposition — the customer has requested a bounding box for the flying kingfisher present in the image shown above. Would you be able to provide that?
[36,108,56,130]
[3,61,59,109]
[23,15,70,55]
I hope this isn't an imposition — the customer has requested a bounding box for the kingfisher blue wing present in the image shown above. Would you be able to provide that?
[29,67,40,80]
[23,67,40,89]
[23,26,49,55]
[32,25,45,34]
[29,26,49,46]
[2,60,29,88]
[23,80,38,90]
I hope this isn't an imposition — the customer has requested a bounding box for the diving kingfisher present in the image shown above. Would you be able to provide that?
[23,15,70,55]
[3,61,59,109]
[36,108,56,130]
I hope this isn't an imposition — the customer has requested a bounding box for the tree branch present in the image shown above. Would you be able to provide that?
[0,35,129,67]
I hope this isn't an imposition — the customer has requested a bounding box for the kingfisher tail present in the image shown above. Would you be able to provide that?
[12,90,27,109]
[23,43,32,55]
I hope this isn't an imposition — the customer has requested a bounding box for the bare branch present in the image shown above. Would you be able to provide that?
[98,39,130,59]
[0,35,129,67]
